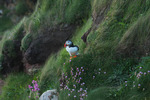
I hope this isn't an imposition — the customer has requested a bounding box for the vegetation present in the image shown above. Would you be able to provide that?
[15,1,29,15]
[0,0,150,100]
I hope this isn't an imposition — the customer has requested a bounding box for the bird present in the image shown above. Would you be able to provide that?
[64,40,79,59]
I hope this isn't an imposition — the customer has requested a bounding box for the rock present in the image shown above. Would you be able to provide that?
[0,10,3,15]
[39,89,58,100]
[24,25,76,64]
[24,62,40,75]
[1,39,24,74]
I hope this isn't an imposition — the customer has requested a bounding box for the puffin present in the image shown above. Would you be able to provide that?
[64,40,79,59]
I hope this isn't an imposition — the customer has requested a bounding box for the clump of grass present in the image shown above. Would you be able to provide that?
[15,1,29,15]
[92,0,111,15]
[114,57,150,100]
[39,54,62,94]
[85,87,115,100]
[21,33,33,52]
[64,0,91,23]
[0,73,33,100]
[119,12,150,48]
[0,17,13,34]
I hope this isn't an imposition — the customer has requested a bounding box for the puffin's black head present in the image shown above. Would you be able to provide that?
[64,40,73,47]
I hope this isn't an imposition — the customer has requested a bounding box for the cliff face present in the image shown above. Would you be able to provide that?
[24,25,76,64]
[0,0,91,74]
[0,0,150,99]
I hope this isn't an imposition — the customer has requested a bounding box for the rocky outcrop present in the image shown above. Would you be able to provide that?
[81,1,112,43]
[24,25,76,64]
[1,29,24,74]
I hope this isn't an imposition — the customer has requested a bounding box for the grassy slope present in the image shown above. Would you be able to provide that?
[0,0,150,100]
[0,6,13,36]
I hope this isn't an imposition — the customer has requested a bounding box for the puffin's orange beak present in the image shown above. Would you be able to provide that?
[64,43,66,47]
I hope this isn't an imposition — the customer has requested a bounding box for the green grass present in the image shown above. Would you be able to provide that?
[15,0,29,15]
[1,0,150,100]
[0,17,13,34]
[114,57,150,100]
[0,73,33,100]
[21,33,33,51]
[119,12,150,52]
[0,6,13,35]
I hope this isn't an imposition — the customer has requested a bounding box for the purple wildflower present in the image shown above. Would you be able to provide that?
[80,88,83,91]
[32,80,35,84]
[28,85,33,89]
[73,84,76,88]
[99,68,101,71]
[71,67,73,70]
[139,71,143,74]
[78,80,81,83]
[74,95,76,98]
[80,98,83,100]
[138,84,141,87]
[139,67,142,69]
[65,76,67,78]
[34,81,37,84]
[79,72,81,75]
[82,94,85,96]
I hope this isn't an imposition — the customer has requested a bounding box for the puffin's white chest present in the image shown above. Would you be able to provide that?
[66,46,78,56]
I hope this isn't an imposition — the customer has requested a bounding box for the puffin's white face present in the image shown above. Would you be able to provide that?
[64,40,73,47]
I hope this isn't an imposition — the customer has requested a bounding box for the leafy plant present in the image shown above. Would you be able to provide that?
[28,80,40,100]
